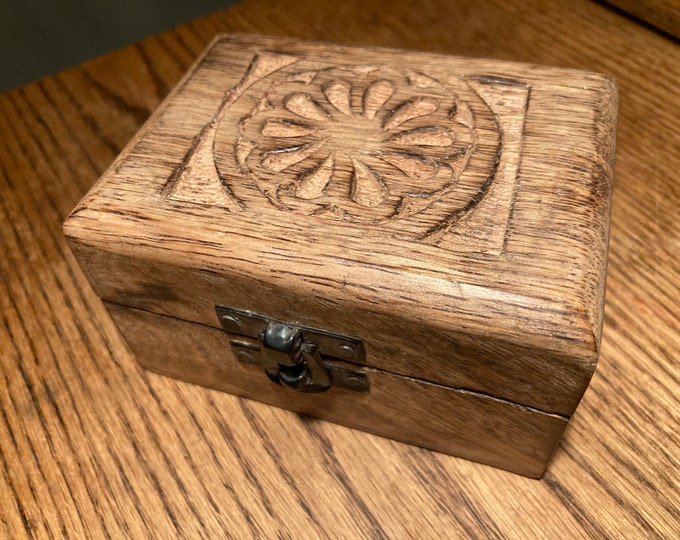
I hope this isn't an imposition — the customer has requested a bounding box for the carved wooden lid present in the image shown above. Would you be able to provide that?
[64,34,617,415]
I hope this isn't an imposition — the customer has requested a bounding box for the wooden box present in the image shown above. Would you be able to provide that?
[63,34,617,477]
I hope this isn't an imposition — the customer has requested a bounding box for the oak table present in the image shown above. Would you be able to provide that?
[1,0,678,537]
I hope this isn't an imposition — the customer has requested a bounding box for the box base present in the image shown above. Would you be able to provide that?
[105,301,567,478]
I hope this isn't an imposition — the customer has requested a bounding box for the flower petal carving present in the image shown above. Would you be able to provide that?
[350,158,388,207]
[284,93,331,121]
[383,96,439,131]
[387,126,455,147]
[297,153,335,199]
[262,120,317,137]
[378,152,438,180]
[262,139,326,172]
[363,80,396,120]
[323,81,352,116]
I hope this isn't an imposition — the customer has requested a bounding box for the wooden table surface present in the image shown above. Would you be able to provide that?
[1,0,678,537]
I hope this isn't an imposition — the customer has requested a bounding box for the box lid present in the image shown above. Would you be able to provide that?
[63,34,617,416]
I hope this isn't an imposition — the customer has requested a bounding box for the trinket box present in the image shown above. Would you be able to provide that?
[64,34,617,477]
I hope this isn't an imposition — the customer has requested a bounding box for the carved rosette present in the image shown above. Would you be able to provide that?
[214,63,501,229]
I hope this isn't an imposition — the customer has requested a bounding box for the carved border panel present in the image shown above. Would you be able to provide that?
[164,50,530,254]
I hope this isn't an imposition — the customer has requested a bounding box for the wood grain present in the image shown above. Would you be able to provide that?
[1,0,679,536]
[105,301,566,478]
[62,35,617,475]
[63,35,616,422]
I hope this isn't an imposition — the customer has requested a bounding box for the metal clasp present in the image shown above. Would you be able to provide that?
[216,306,369,393]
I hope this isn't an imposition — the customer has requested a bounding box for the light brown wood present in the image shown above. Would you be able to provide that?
[105,301,566,478]
[63,35,616,475]
[1,0,679,536]
[63,34,616,418]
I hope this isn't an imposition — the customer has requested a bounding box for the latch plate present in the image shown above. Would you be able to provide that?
[216,306,369,393]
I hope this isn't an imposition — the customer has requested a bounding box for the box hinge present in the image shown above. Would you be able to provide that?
[216,306,369,393]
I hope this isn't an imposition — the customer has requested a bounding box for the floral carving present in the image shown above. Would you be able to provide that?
[214,64,499,226]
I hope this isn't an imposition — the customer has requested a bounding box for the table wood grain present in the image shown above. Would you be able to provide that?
[1,0,678,537]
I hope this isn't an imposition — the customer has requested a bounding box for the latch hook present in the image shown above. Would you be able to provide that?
[216,306,369,393]
[261,322,332,393]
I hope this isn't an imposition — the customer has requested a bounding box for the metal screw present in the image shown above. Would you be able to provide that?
[221,314,241,329]
[344,376,362,388]
[337,344,355,359]
[235,349,256,363]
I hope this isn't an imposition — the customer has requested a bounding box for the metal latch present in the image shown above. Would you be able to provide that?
[216,306,369,393]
